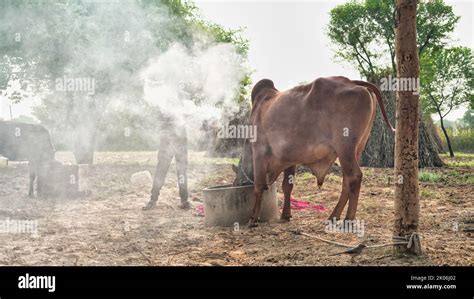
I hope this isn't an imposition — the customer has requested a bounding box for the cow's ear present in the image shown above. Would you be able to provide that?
[231,164,238,173]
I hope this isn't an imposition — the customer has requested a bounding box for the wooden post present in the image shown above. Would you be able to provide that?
[393,0,422,255]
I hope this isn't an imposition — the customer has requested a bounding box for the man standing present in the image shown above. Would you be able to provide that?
[143,114,189,210]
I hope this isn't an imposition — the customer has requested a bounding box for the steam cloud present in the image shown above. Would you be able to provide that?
[141,42,245,128]
[1,0,249,153]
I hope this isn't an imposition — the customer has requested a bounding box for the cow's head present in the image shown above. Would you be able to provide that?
[231,139,254,186]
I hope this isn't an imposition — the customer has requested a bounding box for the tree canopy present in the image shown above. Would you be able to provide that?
[420,47,473,117]
[420,46,473,156]
[327,0,459,80]
[0,0,251,161]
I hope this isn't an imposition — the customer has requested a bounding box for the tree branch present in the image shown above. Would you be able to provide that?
[419,29,433,55]
[352,44,374,79]
[355,35,375,75]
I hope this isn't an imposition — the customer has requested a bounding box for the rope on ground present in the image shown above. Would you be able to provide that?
[367,242,409,248]
[393,232,421,253]
[289,229,355,248]
[289,228,413,250]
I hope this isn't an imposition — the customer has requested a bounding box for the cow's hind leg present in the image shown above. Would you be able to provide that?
[328,175,349,222]
[338,151,363,221]
[281,166,296,222]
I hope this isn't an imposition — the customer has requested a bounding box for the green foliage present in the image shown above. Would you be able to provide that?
[439,127,474,153]
[328,0,469,159]
[11,115,38,124]
[459,109,474,129]
[327,0,460,80]
[420,47,473,117]
[418,171,442,182]
[440,152,474,168]
[298,172,314,182]
[95,107,160,151]
[0,0,251,152]
[0,0,250,105]
[434,119,455,129]
[420,188,435,199]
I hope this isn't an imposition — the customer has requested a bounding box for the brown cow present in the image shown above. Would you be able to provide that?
[233,76,394,227]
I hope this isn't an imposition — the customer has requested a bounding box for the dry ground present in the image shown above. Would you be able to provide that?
[0,151,472,266]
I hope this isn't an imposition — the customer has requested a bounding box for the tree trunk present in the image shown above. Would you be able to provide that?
[74,146,95,165]
[438,116,454,157]
[73,123,97,165]
[393,0,422,255]
[360,88,443,168]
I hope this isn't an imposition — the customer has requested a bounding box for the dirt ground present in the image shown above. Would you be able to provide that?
[0,151,472,266]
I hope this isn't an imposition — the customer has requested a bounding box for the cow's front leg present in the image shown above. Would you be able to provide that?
[247,157,268,228]
[281,166,296,222]
[248,185,265,228]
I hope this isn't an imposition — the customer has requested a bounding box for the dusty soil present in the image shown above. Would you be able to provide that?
[0,151,472,266]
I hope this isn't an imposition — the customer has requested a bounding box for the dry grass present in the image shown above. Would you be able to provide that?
[0,151,472,266]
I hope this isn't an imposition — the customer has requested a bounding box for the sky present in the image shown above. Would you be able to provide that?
[1,0,473,121]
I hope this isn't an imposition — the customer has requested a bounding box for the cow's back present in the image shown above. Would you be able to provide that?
[0,121,55,162]
[253,77,375,162]
[261,76,373,129]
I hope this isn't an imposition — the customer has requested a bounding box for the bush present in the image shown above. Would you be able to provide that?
[418,171,442,182]
[438,127,474,153]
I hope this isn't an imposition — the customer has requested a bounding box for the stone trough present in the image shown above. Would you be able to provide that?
[202,183,279,227]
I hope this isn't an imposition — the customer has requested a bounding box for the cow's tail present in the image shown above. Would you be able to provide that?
[352,80,395,132]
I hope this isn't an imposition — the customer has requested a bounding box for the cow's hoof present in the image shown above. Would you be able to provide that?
[28,192,34,198]
[279,215,291,223]
[179,201,190,210]
[142,201,156,211]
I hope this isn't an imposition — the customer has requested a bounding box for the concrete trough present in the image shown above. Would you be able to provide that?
[202,183,279,227]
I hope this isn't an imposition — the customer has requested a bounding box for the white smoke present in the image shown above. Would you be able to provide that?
[140,42,245,128]
[2,0,249,153]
